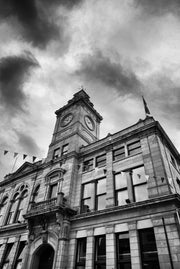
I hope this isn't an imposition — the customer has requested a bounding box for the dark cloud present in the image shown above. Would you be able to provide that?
[0,0,82,48]
[75,51,142,96]
[15,131,41,156]
[135,0,180,17]
[0,51,39,114]
[145,74,180,127]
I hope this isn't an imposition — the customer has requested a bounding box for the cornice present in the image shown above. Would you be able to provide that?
[71,194,180,221]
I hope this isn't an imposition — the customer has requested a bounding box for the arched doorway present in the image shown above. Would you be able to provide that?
[31,244,55,269]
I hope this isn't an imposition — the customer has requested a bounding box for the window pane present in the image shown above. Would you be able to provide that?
[96,236,106,261]
[82,198,93,212]
[128,141,141,156]
[49,184,57,198]
[96,154,106,167]
[115,173,127,189]
[116,190,128,206]
[132,166,146,185]
[53,148,60,159]
[62,144,68,155]
[83,183,93,199]
[77,238,86,263]
[97,195,106,210]
[134,184,148,202]
[97,178,106,195]
[117,233,131,268]
[83,159,93,171]
[113,147,125,161]
[139,228,160,269]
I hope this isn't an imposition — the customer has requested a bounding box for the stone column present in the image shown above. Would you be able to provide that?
[105,145,115,208]
[66,236,76,269]
[126,171,134,202]
[106,225,116,269]
[85,228,94,269]
[128,221,141,269]
[153,214,180,269]
[55,219,70,269]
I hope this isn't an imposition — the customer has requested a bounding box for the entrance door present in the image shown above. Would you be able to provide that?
[32,244,55,269]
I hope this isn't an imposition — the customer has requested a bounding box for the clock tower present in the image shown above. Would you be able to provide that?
[46,89,103,161]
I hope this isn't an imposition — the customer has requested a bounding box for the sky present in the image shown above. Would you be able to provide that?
[0,0,180,178]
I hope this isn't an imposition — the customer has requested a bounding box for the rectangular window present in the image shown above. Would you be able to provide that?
[96,154,106,167]
[139,228,160,269]
[81,183,94,213]
[1,243,13,269]
[14,241,26,269]
[127,140,141,156]
[95,235,106,269]
[117,232,131,269]
[49,183,58,199]
[96,178,106,210]
[114,173,128,206]
[75,238,86,269]
[113,147,125,161]
[132,166,148,202]
[53,148,60,159]
[61,144,68,156]
[83,159,93,172]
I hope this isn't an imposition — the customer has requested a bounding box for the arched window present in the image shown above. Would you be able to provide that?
[32,185,40,203]
[6,184,29,225]
[0,196,8,226]
[46,170,64,200]
[6,193,20,225]
[14,190,28,223]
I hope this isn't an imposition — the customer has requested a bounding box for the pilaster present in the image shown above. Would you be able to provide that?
[85,228,94,269]
[128,221,141,269]
[106,225,116,269]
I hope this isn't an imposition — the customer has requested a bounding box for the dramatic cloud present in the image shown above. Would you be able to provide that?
[75,51,142,97]
[0,51,39,114]
[0,0,82,48]
[15,131,41,156]
[144,73,180,127]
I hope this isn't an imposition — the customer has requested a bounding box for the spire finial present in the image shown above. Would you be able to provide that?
[142,96,151,117]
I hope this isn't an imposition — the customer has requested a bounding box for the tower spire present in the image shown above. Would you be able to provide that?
[142,96,151,117]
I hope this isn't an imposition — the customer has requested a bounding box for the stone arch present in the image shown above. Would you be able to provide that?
[30,243,55,269]
[29,231,58,269]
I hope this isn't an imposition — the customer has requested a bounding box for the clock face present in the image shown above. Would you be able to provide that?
[84,115,95,131]
[61,113,73,127]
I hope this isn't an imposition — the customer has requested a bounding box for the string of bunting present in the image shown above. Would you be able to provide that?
[0,148,38,163]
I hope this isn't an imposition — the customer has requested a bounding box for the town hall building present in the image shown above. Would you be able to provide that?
[0,89,179,269]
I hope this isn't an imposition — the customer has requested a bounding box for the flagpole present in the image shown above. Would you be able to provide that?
[11,156,19,173]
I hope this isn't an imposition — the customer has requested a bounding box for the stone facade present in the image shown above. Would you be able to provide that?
[0,89,180,269]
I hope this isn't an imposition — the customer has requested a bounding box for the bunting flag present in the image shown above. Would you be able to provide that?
[142,96,151,117]
[13,152,18,158]
[0,148,39,164]
[4,150,8,155]
[23,154,27,160]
